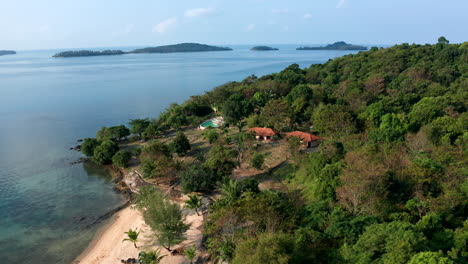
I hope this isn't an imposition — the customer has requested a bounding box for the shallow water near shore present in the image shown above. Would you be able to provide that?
[0,45,360,263]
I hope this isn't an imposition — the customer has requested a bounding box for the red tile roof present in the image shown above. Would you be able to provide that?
[248,127,277,137]
[287,131,320,142]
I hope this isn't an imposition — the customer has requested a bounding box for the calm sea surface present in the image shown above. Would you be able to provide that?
[0,45,360,263]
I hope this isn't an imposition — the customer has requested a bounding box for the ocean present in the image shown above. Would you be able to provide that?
[0,45,360,263]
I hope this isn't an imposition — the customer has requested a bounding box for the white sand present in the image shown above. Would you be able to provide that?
[74,205,203,264]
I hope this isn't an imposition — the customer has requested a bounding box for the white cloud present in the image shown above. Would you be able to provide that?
[336,0,348,8]
[245,24,256,32]
[303,13,312,19]
[153,17,177,33]
[184,7,215,17]
[272,8,289,14]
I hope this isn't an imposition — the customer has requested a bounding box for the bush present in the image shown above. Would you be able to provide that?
[180,164,214,193]
[202,128,219,144]
[112,150,132,168]
[171,131,191,157]
[251,152,265,169]
[93,140,119,165]
[81,138,99,157]
[232,232,299,264]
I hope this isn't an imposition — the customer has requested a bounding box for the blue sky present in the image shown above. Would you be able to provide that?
[1,0,467,50]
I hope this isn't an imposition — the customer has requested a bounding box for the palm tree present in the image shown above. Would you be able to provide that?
[220,179,241,204]
[184,246,197,264]
[185,194,202,216]
[138,249,165,264]
[122,228,140,248]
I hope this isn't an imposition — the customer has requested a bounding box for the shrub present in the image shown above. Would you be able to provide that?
[251,152,265,169]
[171,131,191,157]
[202,129,219,144]
[112,150,132,168]
[93,140,119,165]
[81,138,99,157]
[180,164,214,193]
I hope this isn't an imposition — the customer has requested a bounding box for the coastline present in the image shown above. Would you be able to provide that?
[73,165,204,264]
[74,203,204,264]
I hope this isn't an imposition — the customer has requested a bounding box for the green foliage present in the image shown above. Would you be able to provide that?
[93,140,119,165]
[129,118,150,138]
[408,252,454,264]
[112,150,132,168]
[138,249,165,264]
[232,232,298,264]
[184,194,202,216]
[81,138,99,157]
[259,99,292,131]
[96,125,130,141]
[312,104,356,136]
[184,246,197,264]
[137,187,189,252]
[201,128,219,144]
[142,122,160,140]
[342,221,427,264]
[370,113,408,143]
[123,228,140,248]
[222,94,252,124]
[203,144,238,179]
[251,152,265,169]
[180,164,215,193]
[139,140,175,178]
[170,131,191,157]
[408,96,450,131]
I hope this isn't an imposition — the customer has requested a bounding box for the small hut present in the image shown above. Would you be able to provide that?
[248,127,277,141]
[286,131,320,148]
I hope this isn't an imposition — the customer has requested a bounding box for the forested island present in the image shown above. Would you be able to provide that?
[53,50,125,57]
[53,43,233,57]
[250,46,279,51]
[0,50,16,56]
[129,43,233,54]
[297,41,367,50]
[79,37,467,264]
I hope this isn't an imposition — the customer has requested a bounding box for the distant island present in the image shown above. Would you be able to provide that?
[53,50,125,58]
[251,46,279,51]
[129,43,232,54]
[0,50,16,56]
[52,43,233,58]
[297,41,367,50]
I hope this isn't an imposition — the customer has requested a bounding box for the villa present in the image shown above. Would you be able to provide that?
[248,127,277,141]
[286,131,320,148]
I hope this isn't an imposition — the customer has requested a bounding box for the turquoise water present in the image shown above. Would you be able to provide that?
[0,45,360,263]
[201,120,218,128]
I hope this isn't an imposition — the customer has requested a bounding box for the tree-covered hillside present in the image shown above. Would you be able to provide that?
[86,37,467,263]
[151,37,467,263]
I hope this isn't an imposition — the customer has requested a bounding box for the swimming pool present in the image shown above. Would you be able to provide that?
[200,120,218,128]
[199,117,224,130]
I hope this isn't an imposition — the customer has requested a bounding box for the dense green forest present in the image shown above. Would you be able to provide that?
[297,41,367,50]
[251,46,279,51]
[53,50,125,57]
[129,43,232,54]
[84,37,467,263]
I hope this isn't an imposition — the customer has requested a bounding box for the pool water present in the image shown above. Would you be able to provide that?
[201,120,217,128]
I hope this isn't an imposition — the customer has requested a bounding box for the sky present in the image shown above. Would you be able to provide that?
[1,0,467,50]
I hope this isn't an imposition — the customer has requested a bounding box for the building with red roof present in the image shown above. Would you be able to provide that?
[248,127,277,141]
[286,131,321,148]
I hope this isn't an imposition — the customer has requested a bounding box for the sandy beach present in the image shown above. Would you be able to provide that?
[74,205,203,264]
